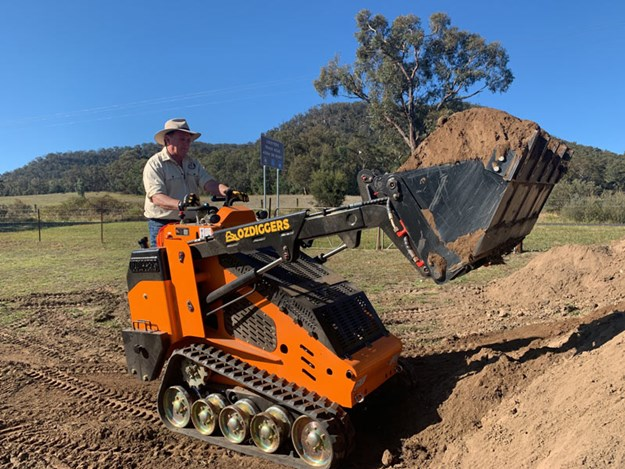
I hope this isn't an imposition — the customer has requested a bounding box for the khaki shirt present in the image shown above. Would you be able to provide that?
[143,147,214,219]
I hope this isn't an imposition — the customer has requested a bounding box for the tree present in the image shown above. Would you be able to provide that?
[75,178,85,197]
[605,156,625,190]
[310,169,348,207]
[545,180,600,212]
[287,154,318,194]
[314,10,514,155]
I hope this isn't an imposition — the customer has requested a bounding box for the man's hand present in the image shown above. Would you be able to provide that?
[178,193,199,211]
[225,189,249,203]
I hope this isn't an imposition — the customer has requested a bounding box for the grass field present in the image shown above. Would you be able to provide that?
[0,192,145,208]
[0,192,360,211]
[1,215,624,301]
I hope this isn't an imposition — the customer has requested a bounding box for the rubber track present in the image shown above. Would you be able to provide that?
[159,343,355,469]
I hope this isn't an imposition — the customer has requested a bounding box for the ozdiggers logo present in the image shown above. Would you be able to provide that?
[225,218,291,243]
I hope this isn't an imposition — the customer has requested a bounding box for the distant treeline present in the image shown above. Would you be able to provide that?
[1,102,624,208]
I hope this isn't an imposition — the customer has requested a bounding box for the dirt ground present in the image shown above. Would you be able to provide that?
[2,238,625,469]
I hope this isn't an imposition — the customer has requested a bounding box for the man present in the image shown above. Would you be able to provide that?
[143,117,242,246]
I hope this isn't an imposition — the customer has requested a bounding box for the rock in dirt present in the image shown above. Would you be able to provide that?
[381,448,396,466]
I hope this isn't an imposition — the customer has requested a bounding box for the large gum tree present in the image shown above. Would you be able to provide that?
[314,10,514,155]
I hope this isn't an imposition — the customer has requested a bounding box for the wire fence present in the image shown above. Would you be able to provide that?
[0,208,132,242]
[0,206,395,249]
[6,206,621,252]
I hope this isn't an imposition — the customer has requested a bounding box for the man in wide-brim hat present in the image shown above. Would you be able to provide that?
[142,118,231,246]
[153,117,202,146]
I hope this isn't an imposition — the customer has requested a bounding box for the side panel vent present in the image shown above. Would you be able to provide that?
[224,302,277,352]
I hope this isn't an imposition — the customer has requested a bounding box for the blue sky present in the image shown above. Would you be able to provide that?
[1,0,623,174]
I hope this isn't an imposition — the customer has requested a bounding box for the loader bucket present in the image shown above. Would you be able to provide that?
[373,130,570,282]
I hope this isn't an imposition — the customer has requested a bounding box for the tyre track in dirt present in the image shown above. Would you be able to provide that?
[0,327,160,469]
[0,291,166,469]
[0,363,157,469]
[1,424,141,469]
[2,366,160,468]
[0,290,127,374]
[23,367,159,423]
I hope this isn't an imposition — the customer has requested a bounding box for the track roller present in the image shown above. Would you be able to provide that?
[162,385,193,428]
[219,398,258,444]
[291,415,333,467]
[250,405,291,453]
[157,345,353,468]
[191,393,227,435]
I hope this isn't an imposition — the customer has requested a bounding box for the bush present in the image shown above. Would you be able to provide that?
[310,169,348,207]
[0,200,36,221]
[545,180,600,212]
[561,192,625,224]
[53,195,141,221]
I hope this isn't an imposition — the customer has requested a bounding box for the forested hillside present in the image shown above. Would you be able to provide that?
[0,102,623,201]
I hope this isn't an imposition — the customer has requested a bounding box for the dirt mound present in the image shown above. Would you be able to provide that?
[486,240,625,313]
[399,107,546,171]
[401,305,625,468]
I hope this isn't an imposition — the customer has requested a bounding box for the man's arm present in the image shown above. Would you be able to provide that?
[151,180,228,210]
[150,193,183,211]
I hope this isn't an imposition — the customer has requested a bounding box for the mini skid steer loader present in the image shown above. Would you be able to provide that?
[122,130,569,468]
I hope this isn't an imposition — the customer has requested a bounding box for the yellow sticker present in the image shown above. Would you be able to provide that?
[225,218,291,243]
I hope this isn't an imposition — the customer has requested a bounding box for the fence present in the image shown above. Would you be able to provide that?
[0,207,136,241]
[0,206,394,250]
[4,205,625,259]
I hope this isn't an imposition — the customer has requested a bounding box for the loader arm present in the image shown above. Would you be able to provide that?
[191,127,569,287]
[170,198,419,311]
[190,199,396,264]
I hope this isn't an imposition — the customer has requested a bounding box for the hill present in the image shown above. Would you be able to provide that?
[0,102,623,197]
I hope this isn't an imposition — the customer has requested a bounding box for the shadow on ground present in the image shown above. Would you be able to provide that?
[345,309,625,468]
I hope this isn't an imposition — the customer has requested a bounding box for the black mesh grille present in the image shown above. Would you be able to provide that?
[219,249,387,357]
[281,296,319,334]
[222,250,330,288]
[298,284,386,357]
[223,302,277,352]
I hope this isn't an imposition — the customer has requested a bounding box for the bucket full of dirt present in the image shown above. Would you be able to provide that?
[368,107,571,282]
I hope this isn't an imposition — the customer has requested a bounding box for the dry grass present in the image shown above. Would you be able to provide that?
[1,200,623,302]
[0,192,363,211]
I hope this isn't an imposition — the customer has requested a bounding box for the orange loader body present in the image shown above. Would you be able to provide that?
[127,206,401,409]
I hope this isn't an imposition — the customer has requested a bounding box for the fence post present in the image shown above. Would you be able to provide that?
[37,208,42,242]
[100,212,104,243]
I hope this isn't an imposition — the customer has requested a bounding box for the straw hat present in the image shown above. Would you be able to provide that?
[154,118,201,146]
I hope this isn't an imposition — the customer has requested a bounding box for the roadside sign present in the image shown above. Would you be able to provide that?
[260,135,284,170]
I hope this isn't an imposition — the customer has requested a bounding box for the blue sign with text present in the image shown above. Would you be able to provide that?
[260,135,284,170]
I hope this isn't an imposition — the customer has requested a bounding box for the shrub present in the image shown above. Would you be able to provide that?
[561,192,625,223]
[310,169,348,207]
[545,180,600,212]
[1,200,36,221]
[53,195,140,221]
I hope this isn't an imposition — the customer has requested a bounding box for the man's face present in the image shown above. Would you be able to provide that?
[165,131,193,159]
